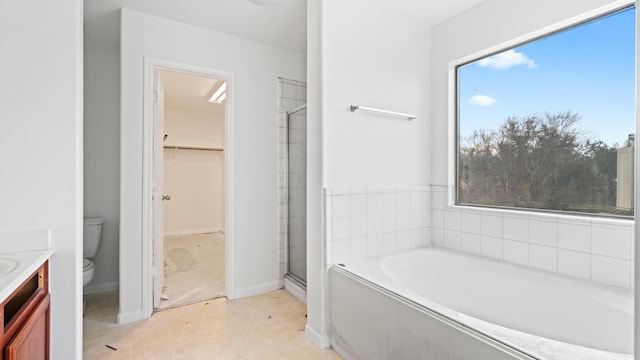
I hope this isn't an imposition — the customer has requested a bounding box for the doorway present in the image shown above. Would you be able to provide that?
[154,69,228,310]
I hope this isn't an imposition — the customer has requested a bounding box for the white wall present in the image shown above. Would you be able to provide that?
[306,0,432,347]
[163,106,225,235]
[164,107,225,147]
[321,1,431,188]
[305,0,325,346]
[0,1,83,359]
[83,27,121,295]
[119,9,306,323]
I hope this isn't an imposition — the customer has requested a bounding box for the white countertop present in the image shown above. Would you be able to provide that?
[0,250,53,303]
[0,229,53,303]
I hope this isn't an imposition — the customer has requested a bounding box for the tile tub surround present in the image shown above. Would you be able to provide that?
[431,185,635,289]
[324,186,431,265]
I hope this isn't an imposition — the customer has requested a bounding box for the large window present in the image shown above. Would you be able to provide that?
[457,6,636,217]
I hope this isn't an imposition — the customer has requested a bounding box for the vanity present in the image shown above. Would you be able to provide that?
[0,242,53,360]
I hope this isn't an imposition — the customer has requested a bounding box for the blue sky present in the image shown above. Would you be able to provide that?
[458,6,635,147]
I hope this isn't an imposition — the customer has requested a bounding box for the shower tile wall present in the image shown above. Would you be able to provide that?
[323,186,432,266]
[431,184,635,289]
[277,78,307,283]
[288,109,307,282]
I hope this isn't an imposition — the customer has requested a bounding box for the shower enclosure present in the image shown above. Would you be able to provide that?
[286,105,307,286]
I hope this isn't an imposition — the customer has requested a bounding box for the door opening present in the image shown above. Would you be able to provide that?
[152,68,228,310]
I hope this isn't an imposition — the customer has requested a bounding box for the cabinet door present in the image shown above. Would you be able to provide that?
[4,294,50,360]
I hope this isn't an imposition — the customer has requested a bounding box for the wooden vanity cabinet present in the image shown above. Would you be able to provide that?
[0,262,49,360]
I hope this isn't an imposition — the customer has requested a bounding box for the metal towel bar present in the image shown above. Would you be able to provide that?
[350,105,416,120]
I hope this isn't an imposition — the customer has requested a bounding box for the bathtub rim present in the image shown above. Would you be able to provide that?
[329,247,633,360]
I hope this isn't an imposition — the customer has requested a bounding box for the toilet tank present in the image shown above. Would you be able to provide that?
[83,217,103,259]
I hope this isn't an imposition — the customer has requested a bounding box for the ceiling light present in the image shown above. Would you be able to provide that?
[209,82,226,104]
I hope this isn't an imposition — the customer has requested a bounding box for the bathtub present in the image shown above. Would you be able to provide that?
[329,247,633,360]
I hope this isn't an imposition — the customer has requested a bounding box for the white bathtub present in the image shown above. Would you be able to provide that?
[329,247,633,360]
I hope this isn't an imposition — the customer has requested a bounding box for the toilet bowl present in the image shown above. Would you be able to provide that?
[83,217,103,288]
[83,259,95,286]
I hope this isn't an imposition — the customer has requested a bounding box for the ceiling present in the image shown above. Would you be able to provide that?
[84,0,307,51]
[84,0,485,52]
[159,70,225,113]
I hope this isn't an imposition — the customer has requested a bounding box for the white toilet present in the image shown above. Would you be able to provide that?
[83,217,103,287]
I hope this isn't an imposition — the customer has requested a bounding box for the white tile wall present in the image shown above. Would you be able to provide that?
[591,224,632,260]
[368,234,383,257]
[557,249,590,280]
[592,254,631,288]
[528,244,557,272]
[460,232,481,255]
[528,218,557,247]
[557,220,591,252]
[351,216,367,238]
[351,237,368,259]
[383,192,397,213]
[444,210,461,231]
[325,184,635,289]
[431,185,635,289]
[367,193,383,214]
[397,212,411,231]
[444,230,461,250]
[432,227,444,247]
[367,213,383,235]
[503,215,528,242]
[481,213,503,238]
[398,231,412,251]
[324,186,431,265]
[503,239,528,266]
[460,210,481,234]
[481,236,502,260]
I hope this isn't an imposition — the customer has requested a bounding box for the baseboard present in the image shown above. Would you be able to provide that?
[233,280,280,299]
[164,228,222,237]
[305,324,331,349]
[117,309,143,325]
[83,281,119,295]
[283,277,306,304]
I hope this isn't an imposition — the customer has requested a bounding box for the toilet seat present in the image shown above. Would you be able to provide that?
[83,259,94,272]
[83,259,95,287]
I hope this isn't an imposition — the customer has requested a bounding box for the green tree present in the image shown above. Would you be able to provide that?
[459,112,625,215]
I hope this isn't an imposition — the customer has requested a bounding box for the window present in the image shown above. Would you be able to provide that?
[456,6,635,217]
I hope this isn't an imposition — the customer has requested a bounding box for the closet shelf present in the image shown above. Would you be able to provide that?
[163,144,224,152]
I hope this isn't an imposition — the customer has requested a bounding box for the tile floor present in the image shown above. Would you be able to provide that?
[160,233,225,310]
[83,290,341,360]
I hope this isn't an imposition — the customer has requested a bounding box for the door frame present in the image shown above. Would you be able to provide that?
[141,57,235,318]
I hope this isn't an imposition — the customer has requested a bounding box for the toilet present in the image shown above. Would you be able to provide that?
[83,217,103,287]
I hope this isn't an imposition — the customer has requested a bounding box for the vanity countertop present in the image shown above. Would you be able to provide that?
[0,250,53,303]
[0,229,53,303]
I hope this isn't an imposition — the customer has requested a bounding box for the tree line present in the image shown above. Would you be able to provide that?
[458,111,632,216]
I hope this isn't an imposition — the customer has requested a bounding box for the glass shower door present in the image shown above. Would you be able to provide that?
[287,106,307,285]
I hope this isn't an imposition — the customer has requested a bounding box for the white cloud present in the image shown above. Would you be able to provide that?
[468,95,497,106]
[477,49,537,69]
